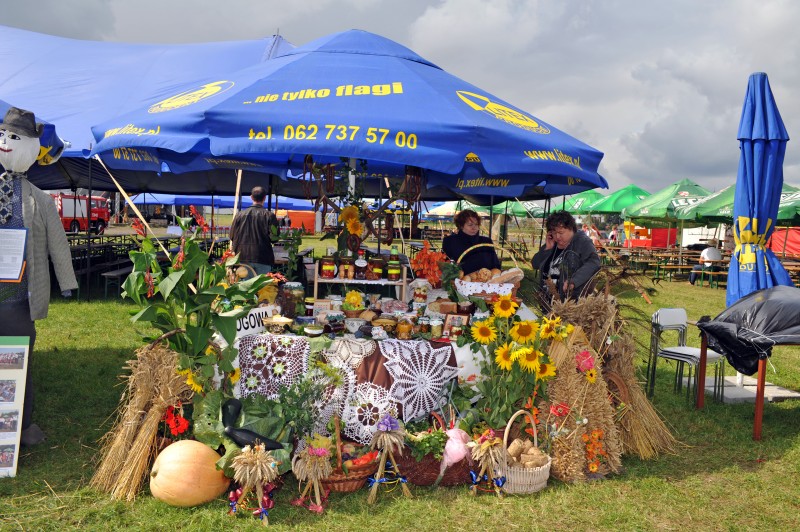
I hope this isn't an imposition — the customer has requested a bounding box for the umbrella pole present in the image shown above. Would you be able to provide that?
[753,358,767,440]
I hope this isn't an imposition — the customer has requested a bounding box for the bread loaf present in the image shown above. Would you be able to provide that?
[488,267,524,285]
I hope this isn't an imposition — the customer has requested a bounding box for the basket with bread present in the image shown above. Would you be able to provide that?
[454,267,524,300]
[453,243,524,301]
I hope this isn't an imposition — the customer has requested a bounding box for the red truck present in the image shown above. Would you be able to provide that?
[51,193,111,234]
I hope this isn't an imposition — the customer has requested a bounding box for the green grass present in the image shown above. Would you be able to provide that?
[2,252,800,531]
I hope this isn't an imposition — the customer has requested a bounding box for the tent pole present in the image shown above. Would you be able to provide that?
[85,158,93,301]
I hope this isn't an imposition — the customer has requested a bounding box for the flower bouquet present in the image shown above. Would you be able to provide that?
[409,241,449,288]
[458,295,570,430]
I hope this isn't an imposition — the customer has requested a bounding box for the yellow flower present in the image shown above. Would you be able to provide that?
[494,343,514,371]
[204,345,216,356]
[585,368,597,384]
[513,347,541,373]
[471,320,497,344]
[229,367,241,384]
[540,316,562,339]
[344,290,364,309]
[492,295,519,318]
[178,368,204,393]
[346,217,363,236]
[339,205,359,223]
[588,461,599,473]
[510,320,539,344]
[536,361,557,379]
[258,284,278,303]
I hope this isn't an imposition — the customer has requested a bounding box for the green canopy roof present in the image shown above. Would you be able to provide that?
[561,189,606,214]
[473,200,545,217]
[623,178,711,227]
[585,184,650,214]
[677,183,799,225]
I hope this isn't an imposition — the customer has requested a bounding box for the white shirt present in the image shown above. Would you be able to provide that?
[700,246,723,267]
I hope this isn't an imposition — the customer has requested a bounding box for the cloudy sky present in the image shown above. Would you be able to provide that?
[5,0,800,193]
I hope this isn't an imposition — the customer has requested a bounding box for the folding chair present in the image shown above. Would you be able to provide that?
[646,308,725,403]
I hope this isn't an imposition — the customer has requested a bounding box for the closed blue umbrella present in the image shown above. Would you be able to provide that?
[727,73,795,307]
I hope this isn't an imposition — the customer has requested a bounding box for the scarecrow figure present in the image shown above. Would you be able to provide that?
[0,107,77,446]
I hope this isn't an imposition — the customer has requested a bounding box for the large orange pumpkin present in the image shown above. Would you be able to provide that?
[149,440,230,507]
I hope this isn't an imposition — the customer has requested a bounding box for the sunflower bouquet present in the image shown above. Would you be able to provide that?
[337,204,367,253]
[461,295,571,429]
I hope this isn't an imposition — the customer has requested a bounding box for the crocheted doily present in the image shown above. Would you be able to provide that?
[324,337,376,370]
[238,333,309,399]
[379,340,458,422]
[342,382,398,444]
[313,359,356,437]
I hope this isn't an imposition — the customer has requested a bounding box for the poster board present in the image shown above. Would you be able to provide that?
[0,336,29,478]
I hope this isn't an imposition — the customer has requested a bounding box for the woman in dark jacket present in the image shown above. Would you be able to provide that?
[531,211,600,303]
[442,209,501,275]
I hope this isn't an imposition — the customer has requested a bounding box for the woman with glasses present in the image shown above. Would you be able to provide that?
[531,210,600,304]
[442,209,501,275]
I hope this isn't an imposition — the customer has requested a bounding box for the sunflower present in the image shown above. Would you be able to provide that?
[557,322,575,341]
[512,347,541,373]
[536,361,557,379]
[346,217,363,236]
[585,368,598,383]
[587,461,599,473]
[229,367,241,384]
[539,316,562,339]
[510,320,539,344]
[492,295,519,318]
[178,368,204,394]
[471,319,497,344]
[344,290,364,309]
[339,205,359,223]
[494,342,514,371]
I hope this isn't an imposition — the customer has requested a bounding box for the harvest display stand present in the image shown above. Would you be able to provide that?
[313,265,408,301]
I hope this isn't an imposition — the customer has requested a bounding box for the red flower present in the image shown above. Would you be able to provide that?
[189,205,210,232]
[575,350,595,373]
[131,218,146,237]
[550,402,570,417]
[144,268,155,298]
[170,416,190,436]
[219,249,235,263]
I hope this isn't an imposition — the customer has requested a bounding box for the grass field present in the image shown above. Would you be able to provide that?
[2,239,799,531]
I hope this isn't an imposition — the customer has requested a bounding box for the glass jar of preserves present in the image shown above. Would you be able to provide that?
[367,256,384,280]
[386,260,401,281]
[319,256,336,279]
[304,297,316,316]
[389,244,400,263]
[281,282,305,319]
[430,319,443,338]
[395,319,413,340]
[419,316,430,333]
[339,257,354,279]
[354,249,368,280]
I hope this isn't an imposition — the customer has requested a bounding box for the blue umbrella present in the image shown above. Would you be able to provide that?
[90,30,606,200]
[727,72,795,306]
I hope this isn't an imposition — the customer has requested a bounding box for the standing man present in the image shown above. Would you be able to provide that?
[229,186,278,275]
[0,107,77,446]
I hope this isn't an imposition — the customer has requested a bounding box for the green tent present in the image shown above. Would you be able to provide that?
[776,187,800,224]
[562,189,606,214]
[677,183,799,225]
[474,200,545,218]
[585,184,650,214]
[622,178,711,227]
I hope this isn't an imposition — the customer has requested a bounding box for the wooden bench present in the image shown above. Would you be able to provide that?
[101,265,134,298]
[700,270,727,288]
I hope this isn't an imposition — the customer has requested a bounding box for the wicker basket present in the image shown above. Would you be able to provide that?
[455,243,521,300]
[321,416,379,493]
[499,409,551,494]
[393,412,472,486]
[343,308,364,319]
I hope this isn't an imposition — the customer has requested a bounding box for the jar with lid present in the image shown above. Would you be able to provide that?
[304,297,316,316]
[395,319,413,340]
[386,260,401,281]
[319,256,336,279]
[418,316,430,333]
[339,256,354,279]
[389,244,399,263]
[282,282,305,319]
[354,249,368,280]
[367,256,384,280]
[329,294,343,311]
[430,318,443,338]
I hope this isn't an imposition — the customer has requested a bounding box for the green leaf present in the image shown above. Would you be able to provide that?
[211,313,238,346]
[185,324,214,356]
[192,391,225,449]
[158,270,187,300]
[130,305,159,324]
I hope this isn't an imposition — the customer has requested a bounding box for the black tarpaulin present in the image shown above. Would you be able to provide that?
[697,285,800,375]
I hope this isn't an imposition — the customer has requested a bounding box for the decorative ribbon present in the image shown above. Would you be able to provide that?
[229,501,237,513]
[367,475,408,487]
[469,471,489,485]
[493,476,506,488]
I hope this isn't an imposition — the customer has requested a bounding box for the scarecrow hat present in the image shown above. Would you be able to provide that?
[1,107,44,138]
